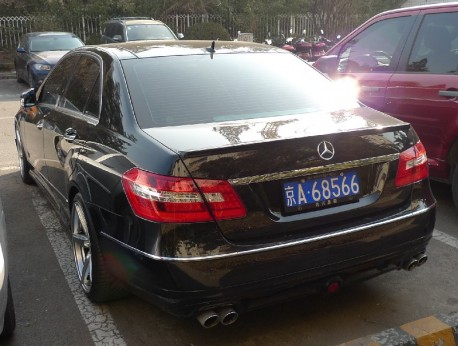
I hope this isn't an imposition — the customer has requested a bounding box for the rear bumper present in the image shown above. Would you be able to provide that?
[101,199,435,318]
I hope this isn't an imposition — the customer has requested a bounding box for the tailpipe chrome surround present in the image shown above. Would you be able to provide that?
[217,307,239,326]
[404,258,419,271]
[403,253,428,271]
[196,310,219,328]
[415,253,428,266]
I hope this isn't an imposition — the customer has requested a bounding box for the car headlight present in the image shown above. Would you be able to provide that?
[33,64,52,71]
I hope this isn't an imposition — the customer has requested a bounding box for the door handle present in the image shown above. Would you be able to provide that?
[438,90,458,98]
[360,86,381,93]
[64,128,78,143]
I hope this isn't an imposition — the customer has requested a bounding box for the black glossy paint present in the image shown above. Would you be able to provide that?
[14,40,436,320]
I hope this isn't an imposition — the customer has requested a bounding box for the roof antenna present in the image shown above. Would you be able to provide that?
[207,40,216,59]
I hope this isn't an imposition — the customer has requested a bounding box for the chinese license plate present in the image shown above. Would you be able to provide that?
[282,171,360,212]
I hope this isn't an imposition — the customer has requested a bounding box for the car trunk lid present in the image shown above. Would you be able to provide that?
[143,107,415,244]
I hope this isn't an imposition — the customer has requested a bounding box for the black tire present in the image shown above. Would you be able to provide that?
[15,66,22,83]
[453,165,458,211]
[0,280,16,338]
[27,70,34,88]
[71,193,127,302]
[15,126,34,185]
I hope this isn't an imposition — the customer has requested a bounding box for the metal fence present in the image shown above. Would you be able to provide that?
[0,15,104,48]
[0,13,323,49]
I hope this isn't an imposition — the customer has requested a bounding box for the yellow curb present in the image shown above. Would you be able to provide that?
[400,316,455,346]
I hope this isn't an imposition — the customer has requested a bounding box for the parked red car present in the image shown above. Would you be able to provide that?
[314,3,458,209]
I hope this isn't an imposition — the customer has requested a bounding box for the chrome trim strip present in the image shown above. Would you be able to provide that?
[228,154,399,185]
[101,203,434,262]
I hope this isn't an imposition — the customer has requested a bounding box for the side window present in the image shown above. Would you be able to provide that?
[39,55,80,106]
[337,16,412,73]
[113,23,124,41]
[59,55,101,117]
[104,23,112,37]
[406,12,458,74]
[19,37,27,50]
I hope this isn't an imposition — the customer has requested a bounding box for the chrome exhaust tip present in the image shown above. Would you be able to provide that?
[415,253,428,266]
[217,307,239,326]
[404,258,419,271]
[196,310,219,328]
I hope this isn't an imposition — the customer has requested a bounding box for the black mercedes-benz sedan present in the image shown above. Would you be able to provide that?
[14,40,436,328]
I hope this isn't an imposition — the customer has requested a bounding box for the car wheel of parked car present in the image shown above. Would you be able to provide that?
[14,66,22,83]
[452,165,458,210]
[15,127,34,185]
[0,280,16,338]
[71,193,126,302]
[27,70,34,88]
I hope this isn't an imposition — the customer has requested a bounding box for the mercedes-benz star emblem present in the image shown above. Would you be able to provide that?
[317,141,335,160]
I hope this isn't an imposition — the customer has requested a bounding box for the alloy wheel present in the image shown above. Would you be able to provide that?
[71,201,92,293]
[27,70,34,88]
[15,129,25,178]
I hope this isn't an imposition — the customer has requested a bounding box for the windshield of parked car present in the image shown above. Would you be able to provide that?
[126,24,177,41]
[122,52,360,128]
[30,36,84,52]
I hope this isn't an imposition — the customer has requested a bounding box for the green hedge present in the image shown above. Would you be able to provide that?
[184,22,231,41]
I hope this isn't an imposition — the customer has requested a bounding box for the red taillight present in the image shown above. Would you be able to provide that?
[121,168,246,223]
[395,141,428,188]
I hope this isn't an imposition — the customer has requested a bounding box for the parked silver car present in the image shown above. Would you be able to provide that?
[0,198,15,337]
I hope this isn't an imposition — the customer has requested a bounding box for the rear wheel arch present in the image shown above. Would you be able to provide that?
[447,137,458,210]
[68,186,80,214]
[447,137,458,178]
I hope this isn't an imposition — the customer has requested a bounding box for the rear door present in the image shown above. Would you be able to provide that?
[42,53,101,213]
[384,7,458,181]
[331,12,418,111]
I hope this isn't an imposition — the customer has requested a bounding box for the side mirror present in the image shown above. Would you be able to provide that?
[112,35,122,42]
[177,33,184,39]
[16,47,26,53]
[20,88,37,108]
[313,55,339,78]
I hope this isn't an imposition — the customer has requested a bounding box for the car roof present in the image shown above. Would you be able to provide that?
[375,1,458,17]
[105,17,166,25]
[25,31,79,38]
[82,40,285,60]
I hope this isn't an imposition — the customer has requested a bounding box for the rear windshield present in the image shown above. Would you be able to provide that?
[30,36,84,52]
[126,24,176,41]
[122,52,359,128]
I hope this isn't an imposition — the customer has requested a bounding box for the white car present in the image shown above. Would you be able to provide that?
[0,198,15,337]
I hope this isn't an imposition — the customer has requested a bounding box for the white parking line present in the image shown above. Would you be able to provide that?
[433,229,458,249]
[31,190,126,346]
[0,166,19,171]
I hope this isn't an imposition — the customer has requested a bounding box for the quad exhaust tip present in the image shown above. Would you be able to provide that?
[218,307,239,326]
[196,310,219,329]
[415,253,428,266]
[403,253,428,271]
[197,306,239,328]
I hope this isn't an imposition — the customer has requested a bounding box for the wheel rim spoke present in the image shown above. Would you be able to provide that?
[81,253,92,287]
[15,131,24,173]
[71,201,92,292]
